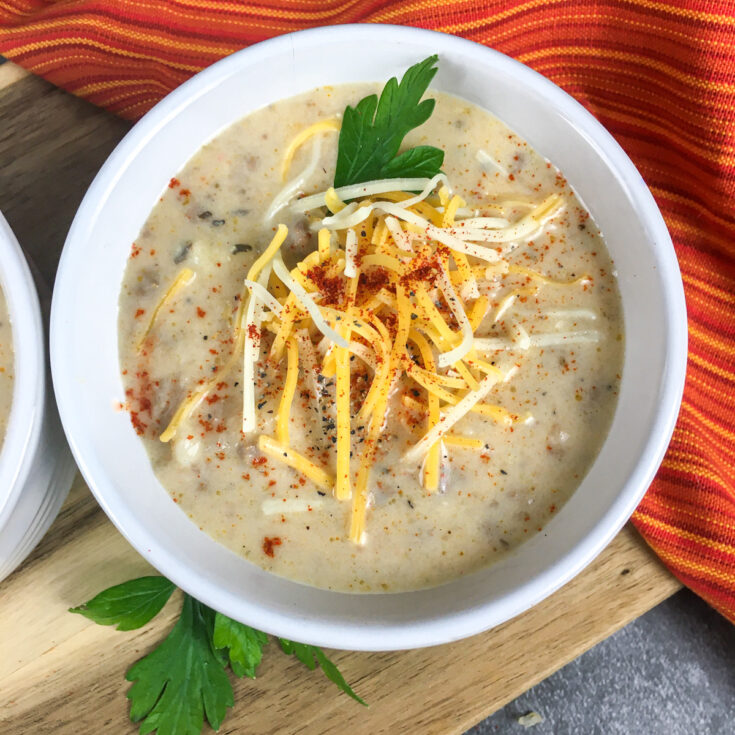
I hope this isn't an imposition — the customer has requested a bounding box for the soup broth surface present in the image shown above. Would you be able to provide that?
[119,85,624,592]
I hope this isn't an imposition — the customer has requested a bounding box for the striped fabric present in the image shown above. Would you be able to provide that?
[1,2,734,622]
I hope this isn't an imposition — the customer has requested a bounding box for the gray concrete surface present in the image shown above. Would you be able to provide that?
[467,589,735,735]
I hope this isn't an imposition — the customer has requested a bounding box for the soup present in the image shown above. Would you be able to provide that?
[0,287,13,449]
[119,75,623,592]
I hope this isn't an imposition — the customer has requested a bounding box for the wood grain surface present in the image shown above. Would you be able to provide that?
[0,62,682,734]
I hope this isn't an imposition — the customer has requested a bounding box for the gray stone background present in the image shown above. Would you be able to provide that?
[467,589,735,735]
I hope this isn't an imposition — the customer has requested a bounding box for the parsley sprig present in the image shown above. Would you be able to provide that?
[70,576,366,734]
[334,55,444,187]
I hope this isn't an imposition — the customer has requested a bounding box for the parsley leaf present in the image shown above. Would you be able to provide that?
[279,638,367,706]
[126,594,234,735]
[70,576,367,733]
[69,576,176,631]
[212,612,268,678]
[334,55,444,187]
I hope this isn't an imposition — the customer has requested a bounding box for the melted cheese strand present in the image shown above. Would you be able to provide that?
[344,228,358,278]
[404,392,519,425]
[403,361,458,404]
[443,435,484,449]
[317,228,332,261]
[384,215,413,251]
[471,403,516,425]
[474,329,601,352]
[468,295,490,331]
[348,341,378,371]
[455,216,509,228]
[266,137,324,222]
[334,343,351,500]
[408,330,440,492]
[476,148,509,176]
[494,287,537,324]
[291,177,440,213]
[325,186,347,214]
[546,308,598,321]
[507,264,592,286]
[272,255,348,349]
[243,279,283,316]
[242,263,272,434]
[247,225,288,282]
[295,328,322,399]
[281,118,340,180]
[137,268,196,351]
[435,264,474,368]
[404,370,506,464]
[449,195,562,243]
[350,285,411,543]
[276,337,299,446]
[377,202,502,262]
[258,435,333,491]
[321,175,450,230]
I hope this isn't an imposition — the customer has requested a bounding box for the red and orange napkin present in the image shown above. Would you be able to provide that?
[1,0,734,622]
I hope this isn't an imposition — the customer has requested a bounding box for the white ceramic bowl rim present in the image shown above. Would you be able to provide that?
[0,212,45,527]
[52,25,687,650]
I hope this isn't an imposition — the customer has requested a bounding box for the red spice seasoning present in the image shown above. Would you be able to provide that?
[262,536,282,557]
[168,177,180,189]
[134,309,145,318]
[129,411,147,435]
[196,307,206,318]
[306,263,345,306]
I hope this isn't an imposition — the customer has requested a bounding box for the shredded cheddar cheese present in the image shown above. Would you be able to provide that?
[158,140,598,543]
[258,435,333,491]
[137,268,196,351]
[281,118,340,181]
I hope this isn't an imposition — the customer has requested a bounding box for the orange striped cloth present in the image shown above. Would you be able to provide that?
[1,2,734,621]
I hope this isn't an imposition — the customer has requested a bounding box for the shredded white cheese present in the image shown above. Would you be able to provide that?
[272,256,348,348]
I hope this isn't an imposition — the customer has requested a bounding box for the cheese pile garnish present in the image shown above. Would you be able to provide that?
[157,129,601,545]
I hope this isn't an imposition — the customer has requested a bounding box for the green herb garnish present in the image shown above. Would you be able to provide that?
[279,638,367,706]
[334,55,444,188]
[126,595,233,735]
[212,612,268,679]
[69,576,176,631]
[70,576,366,735]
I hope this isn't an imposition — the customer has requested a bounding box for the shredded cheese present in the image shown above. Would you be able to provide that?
[474,329,601,352]
[435,263,475,368]
[137,268,196,351]
[262,497,324,515]
[258,435,333,491]
[276,337,299,445]
[344,228,358,278]
[403,370,506,464]
[291,177,440,213]
[443,435,484,449]
[317,228,332,261]
[281,118,340,180]
[185,137,601,543]
[272,255,348,348]
[325,186,347,214]
[243,279,283,316]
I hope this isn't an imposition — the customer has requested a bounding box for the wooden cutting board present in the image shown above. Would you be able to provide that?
[0,61,681,734]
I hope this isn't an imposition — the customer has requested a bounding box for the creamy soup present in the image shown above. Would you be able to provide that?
[119,83,623,592]
[0,287,13,448]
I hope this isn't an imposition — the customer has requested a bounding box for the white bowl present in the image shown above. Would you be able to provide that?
[51,25,687,650]
[0,212,76,581]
